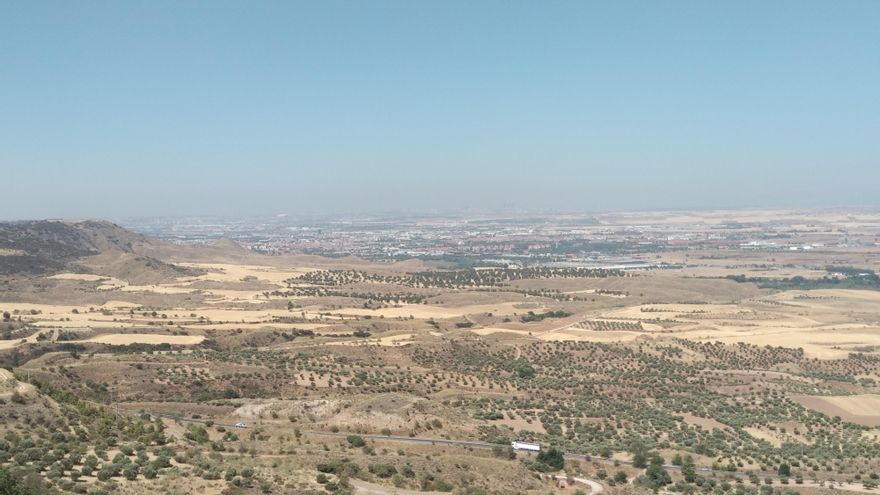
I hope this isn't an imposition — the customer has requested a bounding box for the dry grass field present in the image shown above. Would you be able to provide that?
[790,395,880,426]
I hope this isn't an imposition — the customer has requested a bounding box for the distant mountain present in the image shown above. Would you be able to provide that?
[0,220,200,283]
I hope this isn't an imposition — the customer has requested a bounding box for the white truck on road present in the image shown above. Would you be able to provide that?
[511,441,541,452]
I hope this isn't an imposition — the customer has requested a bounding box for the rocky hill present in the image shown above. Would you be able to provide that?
[0,220,200,283]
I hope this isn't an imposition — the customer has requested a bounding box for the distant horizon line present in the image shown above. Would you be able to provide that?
[3,204,880,224]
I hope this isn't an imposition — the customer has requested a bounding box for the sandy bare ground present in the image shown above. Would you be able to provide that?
[0,301,334,330]
[497,416,547,434]
[77,334,205,346]
[743,427,784,447]
[602,303,749,319]
[471,327,533,336]
[31,320,136,329]
[0,339,25,350]
[177,262,314,284]
[799,480,880,494]
[103,300,141,308]
[0,368,36,398]
[232,398,345,420]
[0,301,147,329]
[792,394,880,426]
[113,284,196,294]
[741,425,813,448]
[351,479,450,495]
[331,333,417,347]
[201,289,267,304]
[50,272,198,294]
[578,291,880,359]
[0,301,86,314]
[563,288,627,298]
[539,329,642,343]
[0,328,56,350]
[107,475,227,495]
[183,322,331,331]
[679,413,729,431]
[12,264,880,362]
[47,263,310,304]
[49,273,111,282]
[332,302,544,320]
[471,288,880,354]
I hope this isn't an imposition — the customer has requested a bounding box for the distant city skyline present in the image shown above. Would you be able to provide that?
[2,0,879,219]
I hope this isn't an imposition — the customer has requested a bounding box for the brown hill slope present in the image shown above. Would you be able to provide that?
[0,220,201,283]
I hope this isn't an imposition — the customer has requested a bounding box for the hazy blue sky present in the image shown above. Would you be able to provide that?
[1,1,878,219]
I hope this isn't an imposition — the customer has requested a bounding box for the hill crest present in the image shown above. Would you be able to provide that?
[0,219,197,282]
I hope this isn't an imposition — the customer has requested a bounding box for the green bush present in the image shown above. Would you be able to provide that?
[368,464,397,478]
[123,466,139,480]
[184,425,210,444]
[96,466,115,481]
[535,447,564,471]
[346,435,366,448]
[0,467,35,495]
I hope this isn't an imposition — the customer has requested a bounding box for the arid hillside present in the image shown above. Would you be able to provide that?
[0,220,200,284]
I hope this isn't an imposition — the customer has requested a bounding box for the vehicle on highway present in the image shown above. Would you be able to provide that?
[511,441,541,452]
